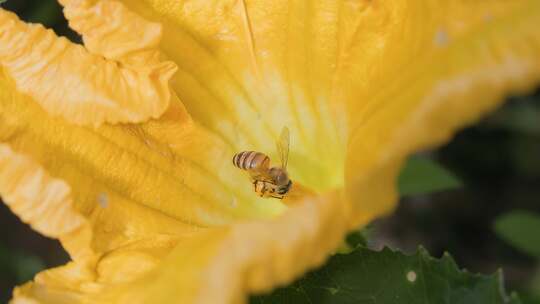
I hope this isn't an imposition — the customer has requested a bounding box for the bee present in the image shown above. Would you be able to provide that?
[232,127,292,199]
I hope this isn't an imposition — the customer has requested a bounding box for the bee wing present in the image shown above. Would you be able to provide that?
[276,127,290,169]
[248,167,273,181]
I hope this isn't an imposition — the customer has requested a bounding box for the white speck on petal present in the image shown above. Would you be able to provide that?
[98,192,108,208]
[230,196,238,208]
[407,271,417,283]
[434,29,449,47]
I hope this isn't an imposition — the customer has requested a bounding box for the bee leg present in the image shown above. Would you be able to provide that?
[260,182,267,197]
[270,193,283,199]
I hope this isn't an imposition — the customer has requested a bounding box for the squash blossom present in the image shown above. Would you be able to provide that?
[1,0,539,303]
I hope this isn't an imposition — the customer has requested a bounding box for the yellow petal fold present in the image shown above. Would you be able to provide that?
[0,141,94,265]
[59,0,165,67]
[120,0,349,192]
[1,55,345,302]
[0,4,176,126]
[345,0,540,226]
[0,144,85,239]
[101,193,347,304]
[0,62,283,260]
[13,192,349,304]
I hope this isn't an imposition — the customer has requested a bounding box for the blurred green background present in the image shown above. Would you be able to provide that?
[1,1,540,303]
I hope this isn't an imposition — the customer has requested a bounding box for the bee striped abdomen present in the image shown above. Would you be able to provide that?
[233,151,269,170]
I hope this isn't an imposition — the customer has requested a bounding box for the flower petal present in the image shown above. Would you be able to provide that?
[1,58,345,303]
[59,0,165,66]
[12,234,190,304]
[0,4,176,126]
[12,192,350,304]
[0,144,85,239]
[119,0,349,192]
[0,142,95,266]
[117,0,540,222]
[0,60,284,260]
[345,0,540,226]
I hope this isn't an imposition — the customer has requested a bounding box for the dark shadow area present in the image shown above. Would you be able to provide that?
[0,202,69,302]
[2,0,81,43]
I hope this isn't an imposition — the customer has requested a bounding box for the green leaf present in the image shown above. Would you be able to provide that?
[0,0,6,4]
[336,229,369,254]
[251,246,520,304]
[26,0,63,27]
[12,252,45,283]
[399,156,462,196]
[0,243,45,283]
[487,99,540,135]
[494,211,540,258]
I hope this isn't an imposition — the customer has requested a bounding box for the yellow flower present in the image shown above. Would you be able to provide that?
[1,0,539,303]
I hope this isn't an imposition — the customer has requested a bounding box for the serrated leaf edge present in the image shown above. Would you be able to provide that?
[372,245,521,304]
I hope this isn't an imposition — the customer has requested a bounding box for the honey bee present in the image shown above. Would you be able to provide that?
[232,127,292,199]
